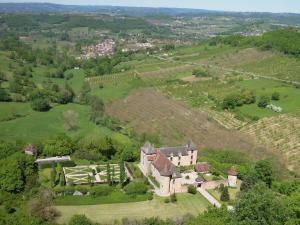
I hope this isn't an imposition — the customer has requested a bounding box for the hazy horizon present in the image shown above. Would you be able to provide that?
[1,0,300,14]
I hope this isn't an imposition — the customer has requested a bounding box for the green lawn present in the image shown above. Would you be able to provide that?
[54,191,151,206]
[236,79,300,118]
[0,103,115,141]
[55,193,210,224]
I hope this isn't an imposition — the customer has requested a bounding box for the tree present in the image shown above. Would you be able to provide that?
[42,134,76,156]
[50,164,57,188]
[106,163,111,186]
[79,82,91,103]
[29,192,59,221]
[119,161,125,187]
[89,96,104,124]
[63,110,78,131]
[258,94,270,108]
[0,157,24,193]
[233,183,289,225]
[170,193,177,203]
[220,186,230,202]
[0,88,10,102]
[240,176,257,192]
[271,92,280,101]
[254,160,273,188]
[188,185,197,194]
[69,214,93,225]
[57,83,75,104]
[111,166,115,185]
[30,97,51,112]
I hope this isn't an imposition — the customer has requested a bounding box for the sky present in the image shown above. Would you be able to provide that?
[1,0,300,13]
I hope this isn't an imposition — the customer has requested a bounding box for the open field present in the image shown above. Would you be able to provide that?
[55,193,210,224]
[0,103,116,141]
[106,88,264,156]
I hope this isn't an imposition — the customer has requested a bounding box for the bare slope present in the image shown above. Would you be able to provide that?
[106,88,261,155]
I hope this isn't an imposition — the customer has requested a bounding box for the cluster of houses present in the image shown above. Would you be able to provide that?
[140,140,237,196]
[81,39,115,59]
[122,42,153,52]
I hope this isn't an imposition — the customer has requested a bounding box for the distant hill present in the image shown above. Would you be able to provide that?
[0,3,213,15]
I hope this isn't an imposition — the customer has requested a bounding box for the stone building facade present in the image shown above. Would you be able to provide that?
[140,140,198,196]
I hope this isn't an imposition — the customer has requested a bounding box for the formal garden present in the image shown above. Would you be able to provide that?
[63,164,121,185]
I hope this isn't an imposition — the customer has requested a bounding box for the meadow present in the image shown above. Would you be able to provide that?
[55,193,209,224]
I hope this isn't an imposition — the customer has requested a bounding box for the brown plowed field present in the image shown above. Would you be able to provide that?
[106,88,262,156]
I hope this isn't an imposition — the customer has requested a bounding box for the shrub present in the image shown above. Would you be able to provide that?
[124,182,148,195]
[257,94,270,108]
[170,193,177,203]
[90,185,113,197]
[192,68,209,77]
[0,88,11,102]
[164,198,170,203]
[187,185,197,194]
[31,98,51,112]
[271,92,280,101]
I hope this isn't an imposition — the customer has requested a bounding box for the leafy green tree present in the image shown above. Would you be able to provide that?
[111,166,115,185]
[0,157,24,193]
[0,88,10,102]
[271,92,280,101]
[220,186,230,202]
[233,183,289,225]
[170,193,177,203]
[106,163,111,186]
[89,96,104,124]
[240,176,257,192]
[257,94,270,108]
[50,164,57,188]
[42,135,76,156]
[188,185,197,194]
[119,161,125,187]
[254,160,273,188]
[30,97,51,112]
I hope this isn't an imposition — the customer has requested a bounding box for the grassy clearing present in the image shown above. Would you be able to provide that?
[236,79,300,118]
[55,193,209,224]
[0,103,114,141]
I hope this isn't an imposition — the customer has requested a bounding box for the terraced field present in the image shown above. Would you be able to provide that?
[242,114,300,173]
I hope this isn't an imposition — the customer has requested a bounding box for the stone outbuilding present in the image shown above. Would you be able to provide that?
[228,166,238,187]
[24,144,37,156]
[195,162,210,173]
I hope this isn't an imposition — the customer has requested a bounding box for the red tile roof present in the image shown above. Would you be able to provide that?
[147,154,156,161]
[195,162,210,173]
[228,167,238,176]
[25,144,37,153]
[152,151,181,178]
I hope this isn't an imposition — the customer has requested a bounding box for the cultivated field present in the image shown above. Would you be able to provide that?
[55,193,209,224]
[106,88,262,155]
[242,114,300,174]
